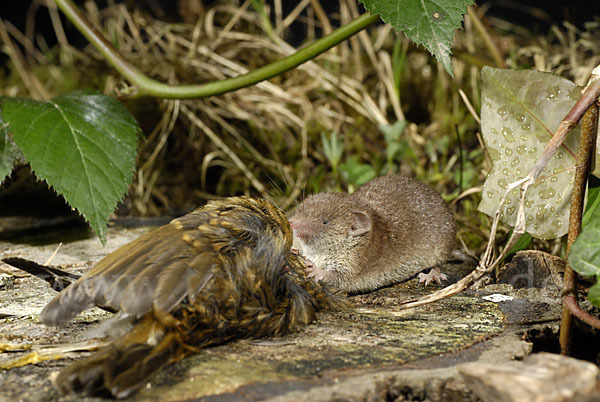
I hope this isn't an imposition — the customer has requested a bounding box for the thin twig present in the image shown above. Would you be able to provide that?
[44,243,62,266]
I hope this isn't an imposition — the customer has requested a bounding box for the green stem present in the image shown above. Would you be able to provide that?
[250,0,279,44]
[53,0,379,99]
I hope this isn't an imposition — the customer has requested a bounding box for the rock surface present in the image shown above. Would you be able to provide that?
[460,352,600,402]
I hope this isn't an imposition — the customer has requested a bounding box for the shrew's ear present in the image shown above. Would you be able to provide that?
[350,211,371,236]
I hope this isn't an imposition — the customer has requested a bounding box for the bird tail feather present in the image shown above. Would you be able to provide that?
[55,318,179,399]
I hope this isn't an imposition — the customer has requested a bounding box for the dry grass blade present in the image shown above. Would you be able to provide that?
[0,339,110,369]
[458,88,480,125]
[181,103,267,196]
[0,19,48,100]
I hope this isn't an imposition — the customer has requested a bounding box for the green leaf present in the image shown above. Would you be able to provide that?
[588,281,600,308]
[321,131,344,171]
[0,119,17,184]
[1,91,140,244]
[507,232,533,255]
[582,176,600,228]
[340,156,376,192]
[570,201,600,278]
[392,36,408,91]
[359,0,473,76]
[478,67,583,239]
[380,120,407,169]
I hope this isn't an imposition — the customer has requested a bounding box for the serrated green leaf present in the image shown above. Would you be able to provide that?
[478,67,583,239]
[359,0,472,76]
[1,91,140,244]
[0,119,17,184]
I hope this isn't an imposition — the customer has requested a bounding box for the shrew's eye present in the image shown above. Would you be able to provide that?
[322,220,329,225]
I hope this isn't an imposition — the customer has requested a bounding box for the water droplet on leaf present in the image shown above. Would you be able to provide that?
[501,127,516,142]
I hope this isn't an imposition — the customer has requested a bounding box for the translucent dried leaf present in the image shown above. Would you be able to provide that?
[478,67,583,239]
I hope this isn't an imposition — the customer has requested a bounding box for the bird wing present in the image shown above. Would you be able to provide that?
[40,211,222,325]
[39,197,292,326]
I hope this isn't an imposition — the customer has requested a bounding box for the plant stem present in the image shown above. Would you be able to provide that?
[52,0,379,99]
[560,100,600,354]
[529,79,600,183]
[250,0,279,44]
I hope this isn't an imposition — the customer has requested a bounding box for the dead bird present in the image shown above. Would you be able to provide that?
[8,197,344,398]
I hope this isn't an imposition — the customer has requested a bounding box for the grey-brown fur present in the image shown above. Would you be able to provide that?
[288,175,456,293]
